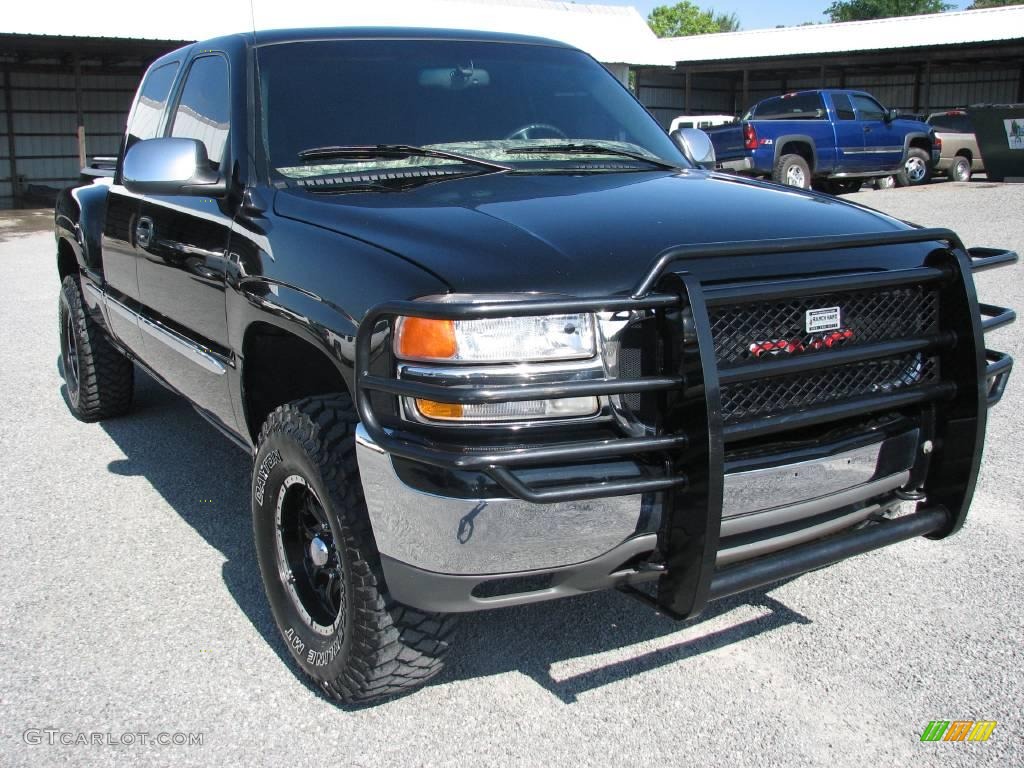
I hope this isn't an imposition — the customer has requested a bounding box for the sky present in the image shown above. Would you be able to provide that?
[610,1,973,31]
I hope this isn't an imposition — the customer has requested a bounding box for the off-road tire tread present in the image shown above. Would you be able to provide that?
[60,275,133,422]
[257,395,457,703]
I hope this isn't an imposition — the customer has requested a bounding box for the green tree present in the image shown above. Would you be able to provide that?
[647,3,741,37]
[825,0,954,22]
[714,11,741,32]
[967,0,1019,8]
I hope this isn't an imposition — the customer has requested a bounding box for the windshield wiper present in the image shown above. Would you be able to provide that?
[504,143,679,170]
[292,168,486,194]
[296,144,512,172]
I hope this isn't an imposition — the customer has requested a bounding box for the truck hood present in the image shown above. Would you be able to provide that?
[273,170,913,295]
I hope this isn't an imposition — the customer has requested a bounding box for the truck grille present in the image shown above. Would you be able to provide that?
[710,286,938,364]
[721,353,939,421]
[710,285,941,424]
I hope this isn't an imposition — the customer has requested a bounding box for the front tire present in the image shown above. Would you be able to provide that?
[252,395,456,703]
[897,147,932,186]
[58,275,133,422]
[772,153,811,189]
[947,156,972,182]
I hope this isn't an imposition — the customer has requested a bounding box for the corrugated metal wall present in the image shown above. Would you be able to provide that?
[638,60,1022,129]
[928,68,1019,111]
[0,68,138,209]
[0,89,9,208]
[639,70,738,127]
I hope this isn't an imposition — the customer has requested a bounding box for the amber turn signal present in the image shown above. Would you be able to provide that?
[396,317,457,360]
[415,399,464,419]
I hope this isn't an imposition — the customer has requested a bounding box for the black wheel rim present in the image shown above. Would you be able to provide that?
[275,475,344,634]
[62,306,81,400]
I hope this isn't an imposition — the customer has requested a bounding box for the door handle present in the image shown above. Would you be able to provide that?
[135,216,154,248]
[863,126,871,133]
[160,240,225,260]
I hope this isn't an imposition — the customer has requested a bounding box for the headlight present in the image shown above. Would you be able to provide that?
[395,312,595,363]
[394,296,601,424]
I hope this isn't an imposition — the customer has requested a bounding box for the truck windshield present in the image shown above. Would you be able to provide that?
[257,39,684,179]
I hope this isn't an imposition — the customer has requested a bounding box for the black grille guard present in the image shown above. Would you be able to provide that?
[355,228,1016,617]
[356,228,1014,498]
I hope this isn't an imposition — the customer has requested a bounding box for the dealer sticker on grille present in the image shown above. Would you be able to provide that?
[806,306,841,333]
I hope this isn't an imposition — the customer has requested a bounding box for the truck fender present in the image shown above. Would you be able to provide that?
[773,135,818,172]
[229,277,360,392]
[902,131,932,161]
[54,182,110,278]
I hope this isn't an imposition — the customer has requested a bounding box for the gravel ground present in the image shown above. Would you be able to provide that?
[1,183,1021,767]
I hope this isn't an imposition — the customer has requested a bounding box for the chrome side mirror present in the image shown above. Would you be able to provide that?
[670,128,716,170]
[123,137,226,197]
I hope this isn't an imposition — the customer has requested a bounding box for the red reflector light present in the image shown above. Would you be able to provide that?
[749,329,854,358]
[743,123,758,150]
[934,137,942,151]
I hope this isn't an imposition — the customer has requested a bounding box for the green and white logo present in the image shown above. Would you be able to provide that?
[1005,119,1024,151]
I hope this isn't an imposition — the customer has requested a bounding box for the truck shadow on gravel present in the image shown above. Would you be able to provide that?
[445,590,810,704]
[70,365,813,706]
[59,364,297,676]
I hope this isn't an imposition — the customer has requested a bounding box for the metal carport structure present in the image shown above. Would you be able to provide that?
[0,34,185,209]
[1,0,669,209]
[638,5,1024,129]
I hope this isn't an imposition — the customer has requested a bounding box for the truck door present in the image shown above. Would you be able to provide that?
[101,60,180,354]
[135,53,235,425]
[851,93,904,171]
[828,92,865,173]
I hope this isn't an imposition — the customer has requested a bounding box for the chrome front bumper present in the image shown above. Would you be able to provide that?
[356,425,918,610]
[717,438,912,565]
[355,424,656,574]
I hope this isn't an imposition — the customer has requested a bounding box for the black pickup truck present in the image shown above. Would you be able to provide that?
[55,28,1016,703]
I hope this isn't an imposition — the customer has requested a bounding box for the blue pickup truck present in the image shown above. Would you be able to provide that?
[707,89,937,192]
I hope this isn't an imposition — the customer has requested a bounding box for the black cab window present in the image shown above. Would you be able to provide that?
[752,92,826,120]
[125,62,179,150]
[852,94,886,121]
[831,93,856,121]
[170,55,230,167]
[928,112,974,133]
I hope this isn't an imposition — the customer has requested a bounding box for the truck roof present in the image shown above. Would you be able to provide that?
[148,27,578,69]
[768,89,874,98]
[251,27,575,48]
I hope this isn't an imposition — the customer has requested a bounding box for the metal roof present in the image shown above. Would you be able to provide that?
[4,0,669,66]
[658,5,1024,64]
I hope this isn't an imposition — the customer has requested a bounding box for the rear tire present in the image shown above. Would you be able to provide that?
[252,394,457,704]
[896,148,931,186]
[58,275,133,422]
[772,153,811,189]
[947,156,972,182]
